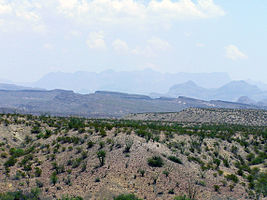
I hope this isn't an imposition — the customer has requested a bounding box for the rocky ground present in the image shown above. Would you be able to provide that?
[124,108,267,126]
[0,113,266,200]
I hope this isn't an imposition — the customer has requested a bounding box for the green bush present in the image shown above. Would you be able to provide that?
[214,185,220,192]
[9,148,24,158]
[114,194,142,200]
[225,174,239,183]
[0,188,40,200]
[97,150,106,166]
[168,156,183,164]
[58,195,83,200]
[4,156,17,168]
[50,172,58,185]
[147,156,164,167]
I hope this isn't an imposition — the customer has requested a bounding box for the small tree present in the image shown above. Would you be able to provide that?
[97,150,106,166]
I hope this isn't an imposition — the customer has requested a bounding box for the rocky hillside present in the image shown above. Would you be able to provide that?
[0,90,264,118]
[0,114,266,200]
[125,108,267,126]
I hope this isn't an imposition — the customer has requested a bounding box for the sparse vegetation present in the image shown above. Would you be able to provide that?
[0,112,266,200]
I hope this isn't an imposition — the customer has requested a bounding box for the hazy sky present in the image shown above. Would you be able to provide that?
[0,0,266,83]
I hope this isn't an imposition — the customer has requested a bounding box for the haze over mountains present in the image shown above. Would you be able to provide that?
[0,69,260,105]
[167,80,267,103]
[24,69,232,94]
[1,69,267,109]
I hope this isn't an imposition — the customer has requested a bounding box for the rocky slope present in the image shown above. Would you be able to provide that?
[0,114,266,200]
[125,108,267,126]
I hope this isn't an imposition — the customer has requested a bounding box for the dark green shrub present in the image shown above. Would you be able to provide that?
[34,167,42,177]
[50,172,58,185]
[59,195,83,200]
[97,150,106,166]
[147,156,164,167]
[0,188,41,200]
[4,156,17,168]
[87,140,94,149]
[114,194,142,200]
[168,156,183,164]
[214,185,220,192]
[225,174,239,183]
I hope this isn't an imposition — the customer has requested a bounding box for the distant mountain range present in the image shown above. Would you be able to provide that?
[1,70,267,109]
[166,80,267,103]
[0,83,41,91]
[0,89,265,117]
[23,69,232,94]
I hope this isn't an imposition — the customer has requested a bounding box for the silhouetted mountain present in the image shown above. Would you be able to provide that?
[214,81,262,101]
[246,79,267,91]
[237,96,257,105]
[26,70,231,94]
[168,80,267,102]
[0,83,40,91]
[168,81,212,99]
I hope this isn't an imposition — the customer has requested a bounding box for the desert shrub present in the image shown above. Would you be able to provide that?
[68,118,85,130]
[147,156,164,167]
[123,138,133,153]
[34,167,42,177]
[223,158,230,168]
[187,156,204,166]
[97,150,106,166]
[72,158,82,168]
[81,163,87,172]
[136,130,152,141]
[225,174,239,183]
[1,152,8,158]
[78,128,86,134]
[31,126,41,134]
[213,158,221,169]
[87,140,94,149]
[50,172,58,185]
[99,129,107,137]
[163,170,169,177]
[81,151,88,159]
[255,172,267,197]
[168,156,183,164]
[231,146,238,155]
[59,195,83,200]
[114,194,142,200]
[36,180,43,188]
[9,148,24,158]
[4,156,17,168]
[138,169,145,177]
[214,185,220,192]
[249,154,266,165]
[0,188,41,200]
[99,141,105,149]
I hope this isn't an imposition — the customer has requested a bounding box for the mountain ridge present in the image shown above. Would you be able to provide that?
[0,89,265,118]
[23,70,232,94]
[167,80,267,102]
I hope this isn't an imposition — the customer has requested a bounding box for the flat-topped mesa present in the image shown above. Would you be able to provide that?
[95,91,152,100]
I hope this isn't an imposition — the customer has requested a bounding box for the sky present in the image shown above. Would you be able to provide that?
[0,0,266,83]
